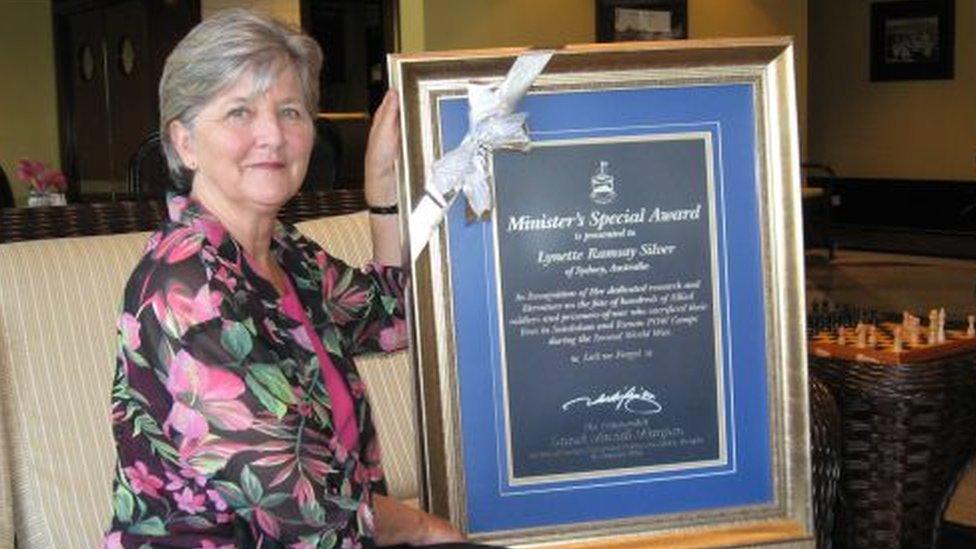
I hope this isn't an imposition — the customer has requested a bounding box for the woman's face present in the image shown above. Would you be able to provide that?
[173,65,314,214]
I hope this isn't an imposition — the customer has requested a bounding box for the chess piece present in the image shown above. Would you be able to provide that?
[856,322,867,348]
[909,315,921,346]
[967,315,975,338]
[893,326,903,353]
[937,308,946,344]
[868,325,877,348]
[928,309,938,345]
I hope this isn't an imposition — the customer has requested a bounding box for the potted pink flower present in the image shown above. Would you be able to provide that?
[16,159,68,207]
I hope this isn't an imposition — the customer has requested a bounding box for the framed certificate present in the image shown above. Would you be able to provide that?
[390,38,812,547]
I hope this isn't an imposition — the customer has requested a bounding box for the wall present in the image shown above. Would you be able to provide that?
[399,0,425,53]
[400,0,807,152]
[201,0,299,26]
[421,0,594,51]
[689,0,807,157]
[809,0,975,180]
[0,1,60,206]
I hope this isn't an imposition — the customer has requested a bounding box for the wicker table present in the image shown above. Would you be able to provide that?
[810,376,842,549]
[809,354,976,548]
[0,189,367,243]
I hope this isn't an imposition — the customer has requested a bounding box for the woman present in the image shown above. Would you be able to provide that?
[104,9,462,548]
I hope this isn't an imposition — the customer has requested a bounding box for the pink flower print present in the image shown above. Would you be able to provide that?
[176,437,250,478]
[119,312,141,351]
[378,316,407,352]
[207,489,228,511]
[348,380,366,399]
[289,325,315,352]
[123,460,164,499]
[322,264,368,325]
[153,227,204,264]
[175,487,207,514]
[213,266,238,292]
[103,532,123,549]
[165,470,186,492]
[215,512,234,524]
[165,282,221,335]
[290,539,318,549]
[164,350,254,444]
[328,437,349,464]
[192,217,226,247]
[357,500,376,537]
[196,541,235,549]
[182,467,208,487]
[353,461,384,485]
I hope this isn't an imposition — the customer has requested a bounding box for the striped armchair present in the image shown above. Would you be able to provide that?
[0,198,419,548]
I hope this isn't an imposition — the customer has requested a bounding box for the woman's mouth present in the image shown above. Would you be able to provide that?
[249,161,286,170]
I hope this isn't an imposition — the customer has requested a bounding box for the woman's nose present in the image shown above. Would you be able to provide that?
[253,110,284,147]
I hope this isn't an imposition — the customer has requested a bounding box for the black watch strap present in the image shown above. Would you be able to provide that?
[368,204,399,215]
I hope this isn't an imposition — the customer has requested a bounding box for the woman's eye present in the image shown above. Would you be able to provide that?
[281,107,304,120]
[227,107,250,120]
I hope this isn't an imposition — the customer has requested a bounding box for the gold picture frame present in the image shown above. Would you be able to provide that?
[390,38,812,548]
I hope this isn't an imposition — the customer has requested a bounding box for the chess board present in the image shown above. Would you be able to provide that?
[809,321,976,364]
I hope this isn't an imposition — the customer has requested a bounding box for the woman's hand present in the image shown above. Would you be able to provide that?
[373,494,465,546]
[364,90,401,208]
[416,511,466,545]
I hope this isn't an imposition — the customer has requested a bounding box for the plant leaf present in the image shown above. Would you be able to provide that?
[326,494,361,512]
[212,480,248,508]
[260,492,290,509]
[221,321,253,361]
[241,465,263,503]
[321,329,343,356]
[128,517,167,536]
[113,486,135,523]
[249,364,297,404]
[245,373,287,418]
[381,294,397,315]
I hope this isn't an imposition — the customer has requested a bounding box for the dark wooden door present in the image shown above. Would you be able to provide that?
[62,7,112,185]
[55,0,199,198]
[104,0,155,184]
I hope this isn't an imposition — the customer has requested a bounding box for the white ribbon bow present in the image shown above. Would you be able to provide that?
[409,51,553,262]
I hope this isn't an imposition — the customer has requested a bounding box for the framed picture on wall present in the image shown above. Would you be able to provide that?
[596,0,688,42]
[389,38,812,548]
[870,0,954,81]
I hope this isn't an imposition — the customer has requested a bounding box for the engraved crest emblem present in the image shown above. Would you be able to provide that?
[590,160,617,204]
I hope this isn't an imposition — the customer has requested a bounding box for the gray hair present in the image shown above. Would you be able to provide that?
[158,8,323,191]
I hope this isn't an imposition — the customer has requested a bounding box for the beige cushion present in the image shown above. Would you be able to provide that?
[0,380,12,549]
[0,211,418,548]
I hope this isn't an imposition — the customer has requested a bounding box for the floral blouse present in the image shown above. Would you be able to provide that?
[104,196,407,548]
